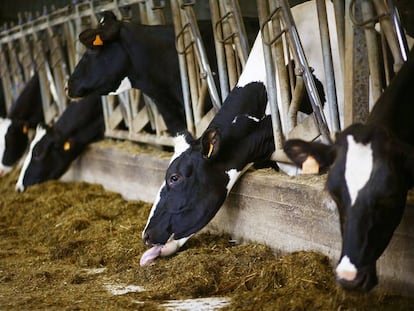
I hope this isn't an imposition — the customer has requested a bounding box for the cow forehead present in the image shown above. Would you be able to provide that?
[344,135,374,206]
[170,134,191,163]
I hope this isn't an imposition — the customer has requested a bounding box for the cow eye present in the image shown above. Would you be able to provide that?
[168,173,182,187]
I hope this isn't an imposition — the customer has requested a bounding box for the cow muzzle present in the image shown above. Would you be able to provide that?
[336,265,378,291]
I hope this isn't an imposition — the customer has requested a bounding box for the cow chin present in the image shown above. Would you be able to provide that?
[336,264,378,292]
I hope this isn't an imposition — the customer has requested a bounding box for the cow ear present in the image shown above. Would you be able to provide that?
[79,29,105,49]
[283,139,336,174]
[79,12,120,49]
[200,127,221,160]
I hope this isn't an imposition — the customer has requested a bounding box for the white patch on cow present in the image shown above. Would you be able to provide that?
[232,114,260,124]
[15,125,47,192]
[160,235,192,257]
[99,17,105,24]
[345,135,373,206]
[142,181,166,237]
[225,163,253,194]
[336,255,358,281]
[236,33,266,87]
[0,118,12,174]
[108,77,132,95]
[170,133,190,164]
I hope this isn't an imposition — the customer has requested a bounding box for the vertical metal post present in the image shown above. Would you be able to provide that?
[257,0,283,150]
[279,0,332,144]
[316,0,340,132]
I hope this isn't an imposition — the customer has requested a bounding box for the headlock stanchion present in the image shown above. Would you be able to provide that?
[210,0,251,101]
[0,0,411,151]
[344,0,409,126]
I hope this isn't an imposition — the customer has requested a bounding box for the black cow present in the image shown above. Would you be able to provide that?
[66,11,228,135]
[140,81,275,266]
[0,74,43,175]
[15,95,104,192]
[283,47,414,291]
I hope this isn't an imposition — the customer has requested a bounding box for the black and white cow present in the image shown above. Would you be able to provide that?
[15,95,103,192]
[283,47,414,291]
[65,11,226,135]
[139,0,337,265]
[140,81,275,265]
[0,73,43,175]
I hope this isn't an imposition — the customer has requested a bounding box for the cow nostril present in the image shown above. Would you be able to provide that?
[143,231,150,245]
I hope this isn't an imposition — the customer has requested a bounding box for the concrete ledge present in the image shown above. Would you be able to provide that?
[62,140,414,297]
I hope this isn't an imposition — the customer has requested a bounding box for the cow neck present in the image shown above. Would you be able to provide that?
[366,49,414,146]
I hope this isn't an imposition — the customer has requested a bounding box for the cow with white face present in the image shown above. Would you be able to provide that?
[284,47,414,291]
[16,95,103,192]
[0,73,43,175]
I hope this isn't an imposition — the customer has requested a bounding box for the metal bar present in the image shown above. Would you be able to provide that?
[210,0,230,101]
[257,0,283,150]
[181,2,221,111]
[279,0,332,144]
[171,0,195,134]
[361,0,382,106]
[316,0,340,132]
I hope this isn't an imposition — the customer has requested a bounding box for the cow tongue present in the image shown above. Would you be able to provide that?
[139,240,182,266]
[140,245,162,266]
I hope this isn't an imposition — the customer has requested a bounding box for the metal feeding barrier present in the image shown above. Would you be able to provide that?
[0,0,410,154]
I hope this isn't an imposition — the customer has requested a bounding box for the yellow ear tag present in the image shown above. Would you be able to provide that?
[302,155,319,174]
[22,124,29,134]
[207,143,214,158]
[93,34,104,46]
[63,141,71,151]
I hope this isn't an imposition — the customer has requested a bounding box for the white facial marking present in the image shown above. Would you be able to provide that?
[345,135,373,206]
[142,181,165,237]
[0,118,12,174]
[108,77,132,95]
[336,255,358,281]
[170,133,190,164]
[15,125,47,192]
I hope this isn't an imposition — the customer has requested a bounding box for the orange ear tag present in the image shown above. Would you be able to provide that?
[93,34,104,46]
[22,124,29,134]
[63,141,71,151]
[207,143,214,158]
[302,155,319,174]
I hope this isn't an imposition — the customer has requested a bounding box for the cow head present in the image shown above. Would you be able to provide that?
[66,12,131,98]
[0,118,29,175]
[15,124,91,192]
[283,123,414,291]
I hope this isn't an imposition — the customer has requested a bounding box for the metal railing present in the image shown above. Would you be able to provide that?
[0,0,410,154]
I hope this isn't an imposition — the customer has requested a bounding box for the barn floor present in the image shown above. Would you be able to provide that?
[1,167,414,310]
[61,139,414,298]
